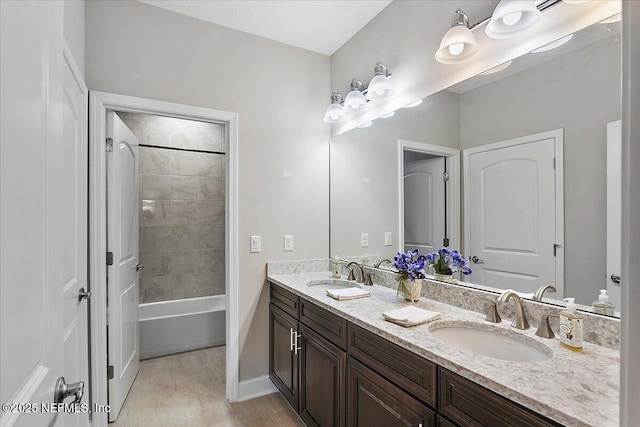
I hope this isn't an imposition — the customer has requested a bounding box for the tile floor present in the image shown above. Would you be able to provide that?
[112,346,304,426]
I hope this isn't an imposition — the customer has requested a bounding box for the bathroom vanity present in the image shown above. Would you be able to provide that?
[267,264,619,427]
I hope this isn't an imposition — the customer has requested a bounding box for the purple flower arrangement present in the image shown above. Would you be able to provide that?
[426,248,472,276]
[393,249,427,282]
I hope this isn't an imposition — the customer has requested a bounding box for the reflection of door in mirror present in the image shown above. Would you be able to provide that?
[403,152,446,254]
[464,129,564,298]
[606,120,622,308]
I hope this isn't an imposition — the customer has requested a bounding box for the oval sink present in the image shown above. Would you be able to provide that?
[306,279,361,289]
[429,322,552,363]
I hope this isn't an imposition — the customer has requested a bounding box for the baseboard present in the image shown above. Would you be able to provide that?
[237,375,278,402]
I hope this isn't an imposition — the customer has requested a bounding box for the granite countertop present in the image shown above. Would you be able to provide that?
[267,271,620,427]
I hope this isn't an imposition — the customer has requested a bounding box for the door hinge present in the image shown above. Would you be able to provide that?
[553,158,556,170]
[106,252,113,266]
[107,365,114,380]
[553,243,561,256]
[442,172,450,182]
[443,238,450,247]
[106,137,113,152]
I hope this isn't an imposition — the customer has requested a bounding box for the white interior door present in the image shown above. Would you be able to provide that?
[107,111,140,421]
[607,120,622,308]
[404,155,446,254]
[1,2,89,426]
[465,131,561,295]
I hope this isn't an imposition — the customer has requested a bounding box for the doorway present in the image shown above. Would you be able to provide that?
[89,92,240,426]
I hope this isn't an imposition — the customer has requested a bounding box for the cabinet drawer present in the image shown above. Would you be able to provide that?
[348,357,436,427]
[438,368,561,427]
[348,323,437,408]
[300,299,348,350]
[270,283,299,319]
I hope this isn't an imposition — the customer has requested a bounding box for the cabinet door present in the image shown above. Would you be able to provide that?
[269,304,299,410]
[348,357,435,427]
[299,324,347,427]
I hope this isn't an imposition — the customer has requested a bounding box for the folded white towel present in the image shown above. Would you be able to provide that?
[326,287,371,301]
[382,306,441,327]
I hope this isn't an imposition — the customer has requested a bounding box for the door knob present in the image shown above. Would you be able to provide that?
[471,256,484,264]
[136,264,144,271]
[54,377,84,404]
[78,288,91,302]
[610,274,621,284]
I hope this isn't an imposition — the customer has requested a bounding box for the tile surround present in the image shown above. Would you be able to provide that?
[118,112,226,303]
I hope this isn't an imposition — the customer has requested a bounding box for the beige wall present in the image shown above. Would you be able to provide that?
[86,0,330,381]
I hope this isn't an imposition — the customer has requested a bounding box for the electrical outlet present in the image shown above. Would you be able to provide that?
[250,236,261,253]
[384,232,393,246]
[284,235,294,251]
[361,233,369,247]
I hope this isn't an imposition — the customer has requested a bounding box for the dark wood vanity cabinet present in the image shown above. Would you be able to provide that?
[269,282,562,427]
[269,284,347,427]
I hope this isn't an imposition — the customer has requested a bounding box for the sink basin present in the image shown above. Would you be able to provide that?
[429,322,552,363]
[306,279,362,289]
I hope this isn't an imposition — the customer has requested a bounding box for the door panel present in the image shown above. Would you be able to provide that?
[606,120,622,308]
[466,133,559,294]
[107,111,140,421]
[404,156,446,254]
[269,304,299,410]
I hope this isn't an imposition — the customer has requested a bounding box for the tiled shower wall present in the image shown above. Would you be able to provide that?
[117,112,226,303]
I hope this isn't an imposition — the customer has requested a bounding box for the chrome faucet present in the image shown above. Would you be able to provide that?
[498,291,530,330]
[374,258,392,269]
[346,262,365,283]
[533,285,557,302]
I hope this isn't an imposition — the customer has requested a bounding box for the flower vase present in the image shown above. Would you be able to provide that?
[399,279,423,302]
[434,272,456,283]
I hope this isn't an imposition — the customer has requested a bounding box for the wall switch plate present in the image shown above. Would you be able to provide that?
[250,236,261,253]
[361,233,369,247]
[384,232,393,246]
[284,235,294,251]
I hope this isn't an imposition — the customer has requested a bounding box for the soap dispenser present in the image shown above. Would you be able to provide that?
[559,298,583,352]
[592,289,615,316]
[331,256,341,279]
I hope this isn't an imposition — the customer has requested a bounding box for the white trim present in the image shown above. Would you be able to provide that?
[89,92,240,425]
[0,366,49,427]
[237,375,278,402]
[462,129,565,295]
[397,140,461,253]
[138,295,226,321]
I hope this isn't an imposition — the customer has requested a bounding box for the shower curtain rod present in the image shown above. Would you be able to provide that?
[139,144,225,155]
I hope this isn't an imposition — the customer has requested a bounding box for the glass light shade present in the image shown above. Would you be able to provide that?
[343,90,367,112]
[435,25,479,64]
[365,75,393,100]
[486,0,542,39]
[323,102,346,123]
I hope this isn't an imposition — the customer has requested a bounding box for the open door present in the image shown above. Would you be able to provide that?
[606,120,622,308]
[107,111,140,421]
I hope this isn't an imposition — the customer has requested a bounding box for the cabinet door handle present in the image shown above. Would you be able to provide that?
[294,333,302,355]
[290,328,294,351]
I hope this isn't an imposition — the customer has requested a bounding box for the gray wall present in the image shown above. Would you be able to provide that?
[86,1,330,381]
[118,112,226,304]
[63,0,84,76]
[458,37,621,303]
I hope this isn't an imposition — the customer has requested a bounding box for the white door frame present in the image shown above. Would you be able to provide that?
[88,92,240,426]
[462,128,564,292]
[397,139,461,254]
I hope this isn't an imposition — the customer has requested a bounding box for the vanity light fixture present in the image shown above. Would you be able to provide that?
[435,9,479,64]
[365,63,393,100]
[530,33,573,53]
[343,79,368,112]
[486,0,542,39]
[323,92,347,123]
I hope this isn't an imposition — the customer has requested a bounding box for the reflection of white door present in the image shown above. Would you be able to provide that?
[404,156,446,253]
[2,2,88,426]
[107,112,140,421]
[464,130,563,296]
[606,120,622,308]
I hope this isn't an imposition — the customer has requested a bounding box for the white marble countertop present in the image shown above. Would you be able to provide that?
[267,271,620,427]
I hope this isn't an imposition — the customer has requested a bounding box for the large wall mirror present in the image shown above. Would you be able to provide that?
[330,12,622,315]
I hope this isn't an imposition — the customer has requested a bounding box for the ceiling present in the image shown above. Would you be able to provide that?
[137,0,393,56]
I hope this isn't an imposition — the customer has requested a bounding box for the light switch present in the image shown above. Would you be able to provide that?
[284,235,294,251]
[385,232,393,246]
[250,236,261,253]
[361,233,369,247]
